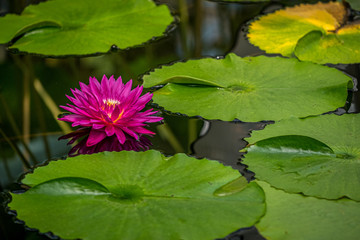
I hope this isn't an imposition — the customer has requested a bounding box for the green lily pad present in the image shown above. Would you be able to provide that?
[0,0,173,56]
[9,150,265,240]
[248,113,359,148]
[243,114,360,201]
[248,2,360,64]
[346,0,360,10]
[142,54,351,122]
[294,24,360,64]
[256,180,360,240]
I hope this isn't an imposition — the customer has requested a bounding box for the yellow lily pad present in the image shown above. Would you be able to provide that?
[248,2,360,64]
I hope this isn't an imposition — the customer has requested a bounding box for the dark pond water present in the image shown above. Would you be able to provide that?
[0,0,359,239]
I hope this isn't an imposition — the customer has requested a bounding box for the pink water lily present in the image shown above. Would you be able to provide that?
[58,75,162,149]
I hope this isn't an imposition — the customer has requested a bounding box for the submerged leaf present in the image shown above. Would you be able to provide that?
[0,0,173,56]
[244,114,360,201]
[256,180,360,240]
[9,150,265,240]
[143,54,351,122]
[248,2,360,64]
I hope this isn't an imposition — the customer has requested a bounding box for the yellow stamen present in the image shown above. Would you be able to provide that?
[103,99,120,107]
[113,109,125,123]
[101,99,122,121]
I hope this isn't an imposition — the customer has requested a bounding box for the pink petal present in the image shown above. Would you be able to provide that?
[101,75,110,97]
[93,124,105,129]
[99,109,112,122]
[135,93,153,106]
[128,85,143,102]
[132,127,155,135]
[108,75,116,99]
[110,105,124,122]
[121,80,132,99]
[115,121,145,127]
[105,125,115,136]
[86,129,107,147]
[58,114,84,122]
[60,105,80,114]
[77,120,92,126]
[79,82,91,93]
[115,128,126,144]
[116,76,123,82]
[90,119,103,124]
[121,127,139,140]
[89,77,101,96]
[113,77,124,96]
[66,94,82,106]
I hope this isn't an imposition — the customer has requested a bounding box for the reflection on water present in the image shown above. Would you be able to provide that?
[59,129,153,156]
[0,0,359,240]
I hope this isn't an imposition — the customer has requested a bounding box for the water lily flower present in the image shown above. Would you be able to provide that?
[58,75,162,154]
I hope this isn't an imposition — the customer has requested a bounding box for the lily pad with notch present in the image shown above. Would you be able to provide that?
[243,114,360,201]
[346,0,360,10]
[142,53,351,122]
[255,180,360,240]
[8,150,265,240]
[248,1,360,64]
[0,0,173,56]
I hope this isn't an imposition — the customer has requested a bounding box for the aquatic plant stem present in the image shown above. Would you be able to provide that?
[0,94,37,165]
[33,78,72,134]
[0,128,31,169]
[33,86,52,160]
[22,56,31,162]
[194,0,203,57]
[156,123,184,153]
[178,0,190,57]
[11,55,38,166]
[0,143,13,182]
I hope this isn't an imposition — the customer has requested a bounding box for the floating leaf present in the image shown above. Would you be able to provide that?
[247,114,359,148]
[9,150,265,240]
[256,180,360,240]
[346,0,360,10]
[243,114,360,201]
[0,0,173,56]
[294,23,360,64]
[142,54,351,122]
[248,2,360,64]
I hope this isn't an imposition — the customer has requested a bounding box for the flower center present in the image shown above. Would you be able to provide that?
[103,99,120,107]
[101,99,124,123]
